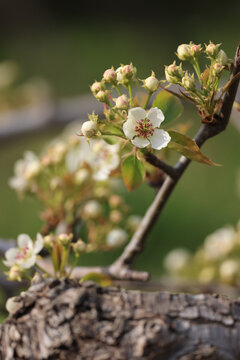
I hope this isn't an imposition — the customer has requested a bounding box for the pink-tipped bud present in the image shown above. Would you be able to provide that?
[182,73,196,91]
[95,89,109,103]
[103,68,116,83]
[165,62,183,84]
[116,63,136,85]
[205,42,221,57]
[212,63,224,75]
[190,43,202,57]
[90,81,105,94]
[114,94,129,109]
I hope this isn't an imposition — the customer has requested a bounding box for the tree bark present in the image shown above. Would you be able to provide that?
[1,279,240,360]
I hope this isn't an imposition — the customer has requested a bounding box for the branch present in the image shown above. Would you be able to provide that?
[144,151,179,179]
[110,42,240,277]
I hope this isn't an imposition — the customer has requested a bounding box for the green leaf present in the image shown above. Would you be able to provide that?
[168,130,220,166]
[152,90,183,123]
[80,272,112,287]
[121,154,145,191]
[102,123,124,136]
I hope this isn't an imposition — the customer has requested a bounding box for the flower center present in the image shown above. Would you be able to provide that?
[135,118,154,138]
[15,245,30,260]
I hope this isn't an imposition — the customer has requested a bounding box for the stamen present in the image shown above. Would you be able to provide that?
[135,118,154,139]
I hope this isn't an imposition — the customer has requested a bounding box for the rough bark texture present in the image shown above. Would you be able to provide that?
[1,279,240,360]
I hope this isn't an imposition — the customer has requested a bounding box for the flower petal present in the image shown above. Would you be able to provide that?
[34,233,44,254]
[17,234,33,250]
[131,137,150,148]
[147,107,165,127]
[19,255,36,269]
[128,107,146,122]
[150,129,171,150]
[3,248,19,266]
[123,120,136,140]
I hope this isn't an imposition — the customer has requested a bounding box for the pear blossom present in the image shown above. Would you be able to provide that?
[203,226,236,260]
[9,151,41,193]
[3,233,43,269]
[164,248,190,273]
[123,107,171,150]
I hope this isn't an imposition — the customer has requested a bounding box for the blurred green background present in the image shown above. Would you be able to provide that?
[0,0,239,289]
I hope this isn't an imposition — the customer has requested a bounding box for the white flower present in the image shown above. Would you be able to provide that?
[9,151,40,193]
[123,107,171,150]
[204,226,236,260]
[89,140,120,181]
[3,233,43,269]
[6,296,20,314]
[106,229,128,247]
[164,248,190,273]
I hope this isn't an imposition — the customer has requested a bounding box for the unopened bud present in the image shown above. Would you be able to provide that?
[74,168,89,184]
[176,44,192,61]
[190,43,202,57]
[91,81,105,94]
[212,63,224,75]
[43,234,55,249]
[109,195,122,207]
[205,42,221,57]
[114,94,129,109]
[110,210,122,223]
[83,200,102,219]
[216,50,229,66]
[58,233,73,247]
[116,63,136,85]
[182,73,196,91]
[103,68,116,83]
[72,238,87,255]
[81,120,98,138]
[143,72,159,92]
[7,265,23,281]
[95,90,109,103]
[165,62,183,84]
[106,228,128,247]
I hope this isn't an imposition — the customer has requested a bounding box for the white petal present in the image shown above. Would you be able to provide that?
[19,255,36,269]
[128,107,146,122]
[150,129,171,150]
[34,233,44,254]
[17,234,33,250]
[3,248,19,266]
[123,120,136,140]
[147,107,165,127]
[131,137,150,148]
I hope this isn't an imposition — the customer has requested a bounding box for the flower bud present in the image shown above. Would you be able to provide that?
[72,238,87,256]
[95,90,109,103]
[205,42,221,57]
[212,63,224,75]
[189,43,202,57]
[43,234,55,249]
[57,233,73,247]
[110,210,122,223]
[90,81,105,94]
[176,44,192,61]
[219,259,239,283]
[143,72,159,92]
[114,94,129,109]
[24,161,41,180]
[74,168,89,184]
[127,215,142,231]
[109,195,122,207]
[181,73,196,91]
[7,265,23,281]
[116,63,136,85]
[165,62,183,84]
[83,200,102,219]
[216,49,229,66]
[106,228,128,247]
[81,120,98,138]
[103,68,116,83]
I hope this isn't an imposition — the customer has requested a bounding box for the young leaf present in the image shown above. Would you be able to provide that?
[121,154,145,191]
[80,272,112,287]
[152,90,183,123]
[168,130,220,166]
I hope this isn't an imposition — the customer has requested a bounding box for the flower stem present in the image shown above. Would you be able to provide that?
[128,83,133,107]
[192,58,201,79]
[115,84,122,95]
[143,92,152,109]
[35,262,52,277]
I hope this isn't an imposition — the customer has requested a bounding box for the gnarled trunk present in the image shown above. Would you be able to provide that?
[1,278,240,359]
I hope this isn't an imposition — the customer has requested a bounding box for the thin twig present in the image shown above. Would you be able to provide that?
[144,151,179,179]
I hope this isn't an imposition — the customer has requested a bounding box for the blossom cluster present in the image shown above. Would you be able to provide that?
[8,123,141,255]
[81,63,171,152]
[165,41,231,121]
[164,220,240,285]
